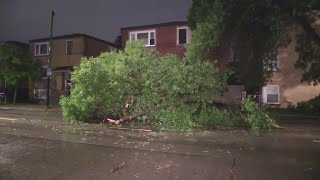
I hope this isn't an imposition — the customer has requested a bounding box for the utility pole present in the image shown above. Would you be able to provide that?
[46,11,55,108]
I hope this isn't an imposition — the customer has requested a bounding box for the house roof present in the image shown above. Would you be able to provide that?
[0,41,29,48]
[29,33,117,47]
[121,21,189,31]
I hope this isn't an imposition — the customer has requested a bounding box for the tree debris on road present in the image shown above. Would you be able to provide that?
[109,162,125,174]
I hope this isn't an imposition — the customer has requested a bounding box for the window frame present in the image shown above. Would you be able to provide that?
[262,85,280,104]
[34,42,49,56]
[272,53,280,71]
[129,30,156,47]
[65,40,73,55]
[177,26,190,45]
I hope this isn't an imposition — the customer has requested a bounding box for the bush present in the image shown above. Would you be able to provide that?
[242,98,274,133]
[295,95,320,115]
[60,41,228,127]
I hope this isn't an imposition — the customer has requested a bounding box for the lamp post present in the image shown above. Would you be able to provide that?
[46,11,55,108]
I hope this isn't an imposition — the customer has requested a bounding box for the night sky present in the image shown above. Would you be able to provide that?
[0,0,192,43]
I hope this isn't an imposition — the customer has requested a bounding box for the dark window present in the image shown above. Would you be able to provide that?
[41,66,48,79]
[267,94,279,103]
[40,44,48,55]
[61,72,65,91]
[150,32,155,46]
[178,28,187,45]
[150,39,155,46]
[66,40,73,54]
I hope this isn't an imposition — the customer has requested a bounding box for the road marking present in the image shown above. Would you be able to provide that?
[0,117,18,121]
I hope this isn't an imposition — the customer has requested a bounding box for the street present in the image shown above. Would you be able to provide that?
[0,107,319,179]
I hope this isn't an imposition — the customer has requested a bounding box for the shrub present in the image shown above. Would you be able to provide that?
[295,95,320,115]
[242,98,274,133]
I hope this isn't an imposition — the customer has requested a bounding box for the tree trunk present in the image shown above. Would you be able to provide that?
[4,80,7,104]
[104,111,149,125]
[13,86,17,105]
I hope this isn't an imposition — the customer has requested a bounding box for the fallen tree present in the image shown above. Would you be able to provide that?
[60,41,229,130]
[60,41,275,132]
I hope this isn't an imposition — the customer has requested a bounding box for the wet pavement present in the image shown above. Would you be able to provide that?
[0,107,320,179]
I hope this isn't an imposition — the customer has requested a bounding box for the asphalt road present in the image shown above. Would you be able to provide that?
[0,107,320,180]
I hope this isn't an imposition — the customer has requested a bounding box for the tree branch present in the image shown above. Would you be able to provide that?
[295,13,320,46]
[104,111,149,125]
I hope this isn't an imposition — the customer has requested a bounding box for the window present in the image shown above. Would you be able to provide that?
[264,51,279,71]
[271,53,280,71]
[66,40,73,54]
[177,27,190,45]
[35,42,49,56]
[129,30,156,47]
[262,85,280,104]
[41,66,48,79]
[33,89,47,99]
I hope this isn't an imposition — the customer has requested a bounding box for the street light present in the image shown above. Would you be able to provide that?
[46,11,55,108]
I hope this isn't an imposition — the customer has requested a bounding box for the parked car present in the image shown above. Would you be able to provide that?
[0,88,5,101]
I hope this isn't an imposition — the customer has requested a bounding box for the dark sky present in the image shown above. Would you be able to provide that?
[0,0,192,43]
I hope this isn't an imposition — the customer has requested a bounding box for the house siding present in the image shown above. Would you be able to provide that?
[29,34,116,104]
[85,37,111,57]
[30,37,85,68]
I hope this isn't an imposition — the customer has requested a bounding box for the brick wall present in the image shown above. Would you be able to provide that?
[121,24,188,59]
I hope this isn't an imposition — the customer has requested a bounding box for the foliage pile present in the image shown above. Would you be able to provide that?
[60,41,229,130]
[241,98,274,133]
[60,41,276,132]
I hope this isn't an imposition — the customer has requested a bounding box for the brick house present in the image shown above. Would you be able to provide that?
[121,22,192,59]
[29,33,118,104]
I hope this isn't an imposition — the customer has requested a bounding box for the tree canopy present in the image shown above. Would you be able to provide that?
[188,0,320,89]
[0,43,41,104]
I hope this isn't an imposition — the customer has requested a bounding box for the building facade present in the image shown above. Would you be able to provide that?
[262,31,320,107]
[29,33,117,104]
[121,22,244,101]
